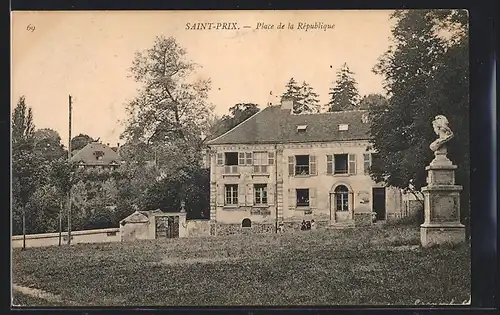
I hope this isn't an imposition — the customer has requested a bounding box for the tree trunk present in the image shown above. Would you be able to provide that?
[22,206,26,250]
[59,200,63,246]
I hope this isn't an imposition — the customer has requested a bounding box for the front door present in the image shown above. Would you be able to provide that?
[330,192,350,223]
[372,187,386,220]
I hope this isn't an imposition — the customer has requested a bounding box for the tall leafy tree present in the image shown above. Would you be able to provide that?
[281,78,321,114]
[34,128,67,161]
[121,35,214,171]
[359,93,389,110]
[368,9,469,223]
[11,96,47,240]
[327,63,360,112]
[71,133,95,152]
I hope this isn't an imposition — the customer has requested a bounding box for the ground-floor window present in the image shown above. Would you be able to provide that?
[225,184,238,205]
[335,185,349,211]
[254,184,268,205]
[296,188,310,207]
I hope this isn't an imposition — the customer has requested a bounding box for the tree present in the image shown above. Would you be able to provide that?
[208,103,260,140]
[327,63,360,112]
[71,134,95,152]
[359,93,389,110]
[11,96,47,242]
[34,128,66,161]
[368,9,469,225]
[281,78,321,114]
[121,36,214,170]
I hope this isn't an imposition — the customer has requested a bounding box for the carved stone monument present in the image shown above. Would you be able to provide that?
[420,115,466,247]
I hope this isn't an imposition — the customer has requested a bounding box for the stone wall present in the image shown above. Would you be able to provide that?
[186,220,211,237]
[12,228,120,248]
[354,212,374,226]
[216,223,276,236]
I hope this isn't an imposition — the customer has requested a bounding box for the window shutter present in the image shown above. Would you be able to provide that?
[238,184,246,206]
[238,152,245,165]
[268,152,275,165]
[246,152,253,165]
[348,154,356,175]
[326,155,333,175]
[248,184,254,206]
[267,184,275,205]
[217,184,225,206]
[309,155,317,175]
[288,188,296,210]
[309,188,317,208]
[216,153,223,166]
[363,153,371,174]
[288,156,295,176]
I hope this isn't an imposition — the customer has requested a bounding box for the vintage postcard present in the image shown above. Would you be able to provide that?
[11,10,470,306]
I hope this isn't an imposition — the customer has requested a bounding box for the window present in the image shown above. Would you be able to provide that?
[297,125,307,132]
[242,218,251,228]
[268,152,275,165]
[295,155,309,175]
[334,154,348,174]
[363,153,371,174]
[296,189,309,207]
[253,152,268,173]
[254,184,268,205]
[93,150,105,160]
[338,124,349,131]
[327,154,356,175]
[225,184,238,205]
[334,185,349,212]
[225,152,238,166]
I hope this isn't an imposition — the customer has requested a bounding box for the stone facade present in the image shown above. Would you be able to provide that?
[207,140,404,235]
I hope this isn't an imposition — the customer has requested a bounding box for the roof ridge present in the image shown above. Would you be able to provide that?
[206,107,270,145]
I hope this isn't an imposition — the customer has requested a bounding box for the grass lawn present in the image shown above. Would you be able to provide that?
[12,225,470,306]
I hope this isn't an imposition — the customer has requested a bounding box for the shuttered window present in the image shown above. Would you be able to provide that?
[216,153,223,166]
[309,156,317,175]
[288,156,295,176]
[238,152,245,165]
[268,152,275,165]
[348,154,356,175]
[245,152,253,165]
[224,184,238,205]
[254,184,268,205]
[253,152,268,173]
[326,155,333,175]
[363,153,371,174]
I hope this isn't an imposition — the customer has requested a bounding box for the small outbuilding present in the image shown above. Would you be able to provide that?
[119,209,188,242]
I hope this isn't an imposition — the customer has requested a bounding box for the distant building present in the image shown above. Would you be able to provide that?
[205,98,404,236]
[71,142,121,170]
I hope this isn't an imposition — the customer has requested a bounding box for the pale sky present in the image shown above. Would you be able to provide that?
[11,10,395,146]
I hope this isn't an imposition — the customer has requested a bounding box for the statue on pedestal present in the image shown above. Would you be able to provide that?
[429,115,454,152]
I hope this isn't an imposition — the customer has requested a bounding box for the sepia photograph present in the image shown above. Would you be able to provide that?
[11,9,470,306]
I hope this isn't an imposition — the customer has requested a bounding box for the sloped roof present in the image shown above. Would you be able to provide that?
[120,211,149,224]
[70,142,121,166]
[207,106,370,145]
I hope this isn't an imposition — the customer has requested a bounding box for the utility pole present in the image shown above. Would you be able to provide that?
[67,95,72,245]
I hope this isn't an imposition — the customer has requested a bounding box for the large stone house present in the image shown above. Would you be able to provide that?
[206,98,404,236]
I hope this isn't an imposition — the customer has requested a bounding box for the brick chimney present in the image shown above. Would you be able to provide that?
[281,97,294,110]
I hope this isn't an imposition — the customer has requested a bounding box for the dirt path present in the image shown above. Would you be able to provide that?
[12,284,77,306]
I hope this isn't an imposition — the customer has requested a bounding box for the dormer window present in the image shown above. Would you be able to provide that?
[93,150,105,160]
[297,125,307,132]
[361,113,369,123]
[338,124,349,131]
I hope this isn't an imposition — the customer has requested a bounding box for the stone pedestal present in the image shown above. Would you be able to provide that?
[420,148,465,247]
